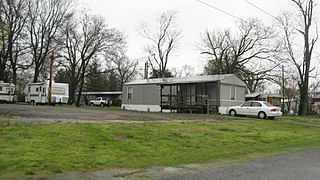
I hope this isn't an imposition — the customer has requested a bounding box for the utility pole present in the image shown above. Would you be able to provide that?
[48,51,54,106]
[282,65,285,113]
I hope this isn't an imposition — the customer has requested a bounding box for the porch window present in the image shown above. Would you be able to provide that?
[127,87,133,100]
[186,84,196,103]
[230,86,236,100]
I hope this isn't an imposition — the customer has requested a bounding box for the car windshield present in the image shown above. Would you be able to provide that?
[262,101,274,107]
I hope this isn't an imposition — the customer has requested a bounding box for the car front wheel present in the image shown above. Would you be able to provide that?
[258,111,266,119]
[229,109,237,116]
[90,103,94,106]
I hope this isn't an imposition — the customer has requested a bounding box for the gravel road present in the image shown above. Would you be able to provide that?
[160,147,320,180]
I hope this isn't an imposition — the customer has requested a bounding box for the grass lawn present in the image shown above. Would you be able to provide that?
[0,115,320,178]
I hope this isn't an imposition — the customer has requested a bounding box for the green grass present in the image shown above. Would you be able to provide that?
[278,115,320,126]
[1,116,320,178]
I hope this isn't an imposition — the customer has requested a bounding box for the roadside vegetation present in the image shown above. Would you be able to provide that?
[0,114,320,178]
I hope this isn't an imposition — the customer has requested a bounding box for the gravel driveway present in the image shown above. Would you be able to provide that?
[0,104,212,124]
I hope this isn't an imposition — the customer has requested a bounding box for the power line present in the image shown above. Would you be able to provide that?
[243,0,278,20]
[195,0,246,23]
[195,0,320,59]
[243,0,320,57]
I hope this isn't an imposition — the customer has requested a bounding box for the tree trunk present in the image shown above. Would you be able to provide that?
[75,65,86,107]
[298,83,308,115]
[75,75,84,107]
[0,61,5,81]
[33,64,40,83]
[68,76,77,104]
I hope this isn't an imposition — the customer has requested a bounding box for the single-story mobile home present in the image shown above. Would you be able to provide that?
[122,74,246,113]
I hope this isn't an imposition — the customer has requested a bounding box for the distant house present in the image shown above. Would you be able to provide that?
[312,92,320,115]
[122,74,246,113]
[246,93,282,107]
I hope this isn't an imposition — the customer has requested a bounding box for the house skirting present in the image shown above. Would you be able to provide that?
[121,104,162,112]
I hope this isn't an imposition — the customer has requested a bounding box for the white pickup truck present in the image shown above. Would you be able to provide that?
[89,97,112,107]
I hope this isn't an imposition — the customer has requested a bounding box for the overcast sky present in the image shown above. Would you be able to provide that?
[79,0,318,74]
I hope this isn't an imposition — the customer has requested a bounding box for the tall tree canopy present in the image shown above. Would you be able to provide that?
[57,11,124,106]
[27,0,74,83]
[0,0,28,83]
[277,0,318,115]
[139,10,182,78]
[199,18,279,93]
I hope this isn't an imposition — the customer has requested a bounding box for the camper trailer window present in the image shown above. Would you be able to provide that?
[36,87,39,92]
[0,86,2,91]
[28,86,31,92]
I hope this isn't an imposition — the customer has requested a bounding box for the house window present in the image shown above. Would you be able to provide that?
[127,87,133,100]
[28,86,31,92]
[230,86,236,100]
[36,87,39,92]
[0,86,2,92]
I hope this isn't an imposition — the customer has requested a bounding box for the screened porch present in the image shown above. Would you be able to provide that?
[159,82,220,113]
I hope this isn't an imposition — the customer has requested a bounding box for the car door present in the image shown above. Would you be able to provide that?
[248,102,262,116]
[238,102,252,115]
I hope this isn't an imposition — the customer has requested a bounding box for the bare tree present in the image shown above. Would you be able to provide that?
[199,18,279,92]
[0,0,28,83]
[106,50,139,90]
[138,10,182,78]
[270,66,300,113]
[27,0,74,83]
[57,12,124,106]
[171,65,194,77]
[277,0,318,115]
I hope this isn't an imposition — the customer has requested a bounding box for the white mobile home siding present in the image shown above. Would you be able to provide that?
[220,84,246,107]
[122,83,161,111]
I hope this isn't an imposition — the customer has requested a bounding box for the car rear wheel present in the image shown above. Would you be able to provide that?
[90,103,94,106]
[229,109,237,116]
[258,111,266,119]
[100,103,104,107]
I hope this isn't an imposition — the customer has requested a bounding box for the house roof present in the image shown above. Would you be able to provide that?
[246,93,282,98]
[124,74,236,85]
[81,91,122,95]
[245,93,261,98]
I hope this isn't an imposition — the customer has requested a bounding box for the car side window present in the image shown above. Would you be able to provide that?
[241,102,252,107]
[251,102,262,107]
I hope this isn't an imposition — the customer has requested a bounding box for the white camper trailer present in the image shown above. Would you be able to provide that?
[0,81,15,102]
[25,81,69,105]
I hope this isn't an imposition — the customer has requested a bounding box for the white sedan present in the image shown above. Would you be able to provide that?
[227,101,282,119]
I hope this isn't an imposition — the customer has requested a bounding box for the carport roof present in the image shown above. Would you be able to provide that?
[124,74,234,85]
